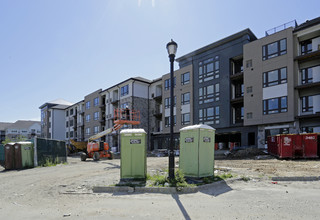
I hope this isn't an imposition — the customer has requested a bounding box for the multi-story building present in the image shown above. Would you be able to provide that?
[293,17,320,133]
[39,99,73,140]
[65,100,85,145]
[5,120,41,140]
[102,77,151,151]
[150,65,193,151]
[177,29,257,148]
[0,122,13,143]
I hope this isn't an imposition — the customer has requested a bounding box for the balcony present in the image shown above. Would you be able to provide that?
[153,110,162,119]
[152,93,162,102]
[295,49,320,62]
[111,99,119,105]
[295,81,320,90]
[295,112,320,120]
[230,96,244,104]
[230,72,243,81]
[99,104,106,109]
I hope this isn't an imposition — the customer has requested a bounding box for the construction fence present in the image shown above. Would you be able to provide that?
[35,137,67,166]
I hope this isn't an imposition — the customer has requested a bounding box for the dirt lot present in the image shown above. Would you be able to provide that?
[0,155,320,219]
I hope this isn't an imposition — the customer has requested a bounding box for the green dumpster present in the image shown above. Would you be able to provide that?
[120,129,147,179]
[18,142,34,168]
[179,124,215,178]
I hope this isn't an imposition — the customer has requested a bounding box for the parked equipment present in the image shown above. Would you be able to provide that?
[80,108,140,161]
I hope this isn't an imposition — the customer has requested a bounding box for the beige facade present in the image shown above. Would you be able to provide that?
[162,64,193,134]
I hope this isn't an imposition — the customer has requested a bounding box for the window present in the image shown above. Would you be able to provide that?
[66,121,69,127]
[70,108,74,115]
[198,56,219,83]
[94,97,99,106]
[70,120,74,127]
[86,128,90,136]
[181,93,190,105]
[86,101,91,109]
[301,67,314,84]
[247,86,253,93]
[94,126,99,134]
[165,116,176,127]
[181,72,190,85]
[301,40,312,55]
[262,39,287,60]
[164,96,176,108]
[247,112,253,119]
[120,103,128,109]
[70,131,74,138]
[263,96,287,114]
[66,110,69,117]
[263,67,287,87]
[121,85,129,96]
[199,83,219,104]
[181,113,190,125]
[94,112,99,120]
[164,78,176,90]
[66,132,69,138]
[199,106,220,125]
[246,60,252,68]
[301,96,313,112]
[86,114,91,122]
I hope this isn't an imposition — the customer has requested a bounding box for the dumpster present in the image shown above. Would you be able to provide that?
[0,144,4,166]
[120,129,147,179]
[179,124,215,178]
[267,136,279,156]
[18,141,34,168]
[301,133,318,158]
[5,143,15,170]
[278,134,296,159]
[14,143,23,169]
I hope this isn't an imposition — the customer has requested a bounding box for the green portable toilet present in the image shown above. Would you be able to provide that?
[120,129,147,179]
[179,124,215,178]
[18,142,34,168]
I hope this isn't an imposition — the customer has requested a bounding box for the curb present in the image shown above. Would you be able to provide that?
[271,176,320,181]
[92,177,242,194]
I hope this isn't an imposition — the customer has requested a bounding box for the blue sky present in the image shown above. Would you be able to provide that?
[0,0,319,122]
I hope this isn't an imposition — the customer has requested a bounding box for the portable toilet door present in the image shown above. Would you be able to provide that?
[19,141,34,168]
[5,143,15,170]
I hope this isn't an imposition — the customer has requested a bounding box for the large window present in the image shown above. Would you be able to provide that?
[301,40,312,55]
[263,96,287,115]
[86,101,90,109]
[94,97,99,106]
[198,56,219,83]
[262,39,287,60]
[301,66,314,84]
[181,113,190,125]
[165,116,176,127]
[94,126,99,134]
[301,96,313,112]
[164,96,176,109]
[181,93,190,105]
[86,114,91,122]
[199,83,219,104]
[199,106,220,125]
[164,77,176,90]
[94,112,99,120]
[263,67,287,87]
[181,72,190,85]
[86,128,90,136]
[121,85,129,96]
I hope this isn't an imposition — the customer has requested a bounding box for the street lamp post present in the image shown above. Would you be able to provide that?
[166,39,178,180]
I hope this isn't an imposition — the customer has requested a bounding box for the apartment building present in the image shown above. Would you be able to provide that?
[293,17,320,133]
[5,120,41,140]
[177,29,257,148]
[150,65,193,151]
[101,77,151,151]
[65,100,85,144]
[39,99,73,140]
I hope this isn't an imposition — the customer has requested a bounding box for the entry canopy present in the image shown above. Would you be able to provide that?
[120,129,146,134]
[180,124,215,132]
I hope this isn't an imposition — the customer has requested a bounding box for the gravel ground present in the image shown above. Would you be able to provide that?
[0,155,320,219]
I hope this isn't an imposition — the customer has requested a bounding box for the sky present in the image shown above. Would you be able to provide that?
[0,0,319,122]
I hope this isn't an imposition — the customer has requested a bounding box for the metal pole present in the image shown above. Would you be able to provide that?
[169,54,175,180]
